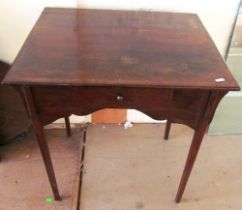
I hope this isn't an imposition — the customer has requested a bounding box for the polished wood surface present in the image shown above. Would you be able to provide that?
[31,86,211,129]
[164,120,171,140]
[2,8,240,203]
[2,8,239,90]
[22,87,61,201]
[64,116,71,137]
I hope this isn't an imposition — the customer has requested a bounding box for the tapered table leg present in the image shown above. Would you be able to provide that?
[64,116,72,137]
[164,120,171,140]
[175,120,208,203]
[23,88,61,201]
[33,118,62,201]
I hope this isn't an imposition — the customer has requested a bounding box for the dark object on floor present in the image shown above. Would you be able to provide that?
[0,61,30,146]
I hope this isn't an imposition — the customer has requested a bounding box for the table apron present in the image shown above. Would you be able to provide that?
[25,86,219,129]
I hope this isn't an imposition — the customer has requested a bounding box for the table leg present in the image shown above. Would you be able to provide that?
[64,116,72,137]
[164,120,171,140]
[23,88,62,201]
[175,120,208,203]
[33,118,62,201]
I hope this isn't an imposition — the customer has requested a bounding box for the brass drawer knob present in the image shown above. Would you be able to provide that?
[117,95,124,101]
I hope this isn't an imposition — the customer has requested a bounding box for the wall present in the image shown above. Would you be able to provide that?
[209,8,242,134]
[0,0,77,63]
[0,0,240,124]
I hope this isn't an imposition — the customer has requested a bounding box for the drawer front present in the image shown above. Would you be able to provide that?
[31,86,210,128]
[32,86,173,114]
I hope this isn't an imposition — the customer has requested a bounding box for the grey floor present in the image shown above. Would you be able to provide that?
[1,124,242,210]
[0,126,83,210]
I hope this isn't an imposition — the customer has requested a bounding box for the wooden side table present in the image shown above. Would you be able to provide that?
[2,8,240,203]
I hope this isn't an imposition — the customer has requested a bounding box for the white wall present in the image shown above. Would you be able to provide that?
[0,0,240,123]
[0,0,77,63]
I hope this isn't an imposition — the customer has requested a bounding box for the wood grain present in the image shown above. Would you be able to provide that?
[29,86,211,129]
[2,8,239,90]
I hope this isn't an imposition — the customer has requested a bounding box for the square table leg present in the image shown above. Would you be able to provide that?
[175,119,208,202]
[164,120,171,140]
[64,116,72,137]
[33,117,62,201]
[23,87,62,201]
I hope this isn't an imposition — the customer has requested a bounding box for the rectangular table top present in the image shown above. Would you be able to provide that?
[2,8,240,90]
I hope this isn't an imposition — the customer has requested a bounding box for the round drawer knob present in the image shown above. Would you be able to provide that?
[117,95,124,101]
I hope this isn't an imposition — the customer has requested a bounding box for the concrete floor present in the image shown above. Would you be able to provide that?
[81,124,242,210]
[0,124,242,210]
[0,125,83,210]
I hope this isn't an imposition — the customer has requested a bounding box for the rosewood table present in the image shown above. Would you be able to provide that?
[2,8,240,203]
